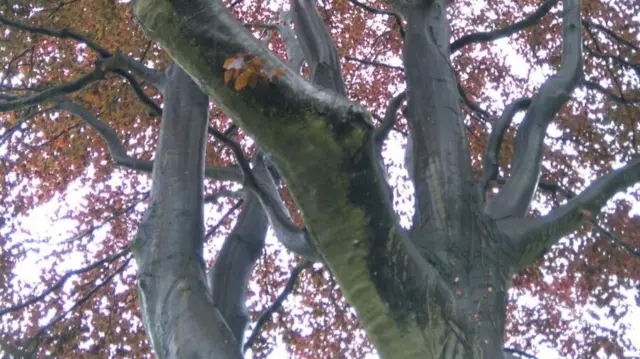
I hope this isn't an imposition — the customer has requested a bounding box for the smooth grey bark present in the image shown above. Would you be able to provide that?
[208,188,268,348]
[131,63,242,359]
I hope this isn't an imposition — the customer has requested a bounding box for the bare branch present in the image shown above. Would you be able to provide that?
[485,0,582,219]
[507,157,640,269]
[0,107,52,145]
[0,13,110,57]
[481,97,531,194]
[458,83,491,122]
[0,247,129,319]
[207,127,319,259]
[450,0,560,54]
[582,20,640,53]
[291,0,346,94]
[22,256,133,352]
[277,11,306,73]
[0,68,105,112]
[344,56,405,72]
[346,0,405,39]
[252,154,319,260]
[243,260,312,353]
[582,79,640,104]
[57,98,242,182]
[374,90,406,148]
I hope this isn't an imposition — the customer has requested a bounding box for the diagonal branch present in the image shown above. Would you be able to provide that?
[374,90,406,148]
[344,56,405,72]
[450,0,560,54]
[481,97,531,194]
[22,256,133,353]
[506,157,640,269]
[582,20,640,53]
[582,79,640,105]
[0,247,130,319]
[243,260,312,352]
[291,0,346,94]
[0,68,105,112]
[209,125,319,260]
[485,0,582,219]
[0,13,110,57]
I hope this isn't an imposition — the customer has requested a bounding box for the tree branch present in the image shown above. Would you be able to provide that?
[481,97,531,194]
[450,0,560,54]
[582,20,640,53]
[507,157,640,269]
[243,260,312,353]
[344,56,405,72]
[374,90,406,148]
[485,0,582,219]
[346,0,405,39]
[582,79,640,105]
[0,247,130,319]
[0,13,110,57]
[0,68,105,112]
[291,0,346,94]
[57,97,242,182]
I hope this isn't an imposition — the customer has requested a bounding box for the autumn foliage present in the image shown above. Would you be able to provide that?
[0,0,638,358]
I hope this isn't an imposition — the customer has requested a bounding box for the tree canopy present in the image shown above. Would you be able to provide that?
[0,0,639,358]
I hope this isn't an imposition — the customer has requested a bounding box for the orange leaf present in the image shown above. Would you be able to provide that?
[235,70,252,91]
[224,70,234,85]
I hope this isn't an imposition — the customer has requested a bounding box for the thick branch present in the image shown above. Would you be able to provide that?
[481,97,531,194]
[208,190,268,349]
[401,1,475,239]
[507,157,640,269]
[290,0,346,94]
[131,63,243,359]
[450,0,560,54]
[486,0,582,219]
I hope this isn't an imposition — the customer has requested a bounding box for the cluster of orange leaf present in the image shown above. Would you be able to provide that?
[223,53,285,91]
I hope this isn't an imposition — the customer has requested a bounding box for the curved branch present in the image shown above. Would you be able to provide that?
[208,127,319,260]
[507,157,640,269]
[481,97,531,194]
[346,0,405,39]
[450,0,560,54]
[486,0,582,219]
[58,98,241,182]
[0,68,105,112]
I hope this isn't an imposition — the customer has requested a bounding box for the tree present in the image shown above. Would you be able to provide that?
[0,0,638,358]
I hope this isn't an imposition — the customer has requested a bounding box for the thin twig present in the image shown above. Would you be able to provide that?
[243,261,312,352]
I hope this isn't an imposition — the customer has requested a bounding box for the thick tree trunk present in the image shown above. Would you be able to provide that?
[131,63,243,359]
